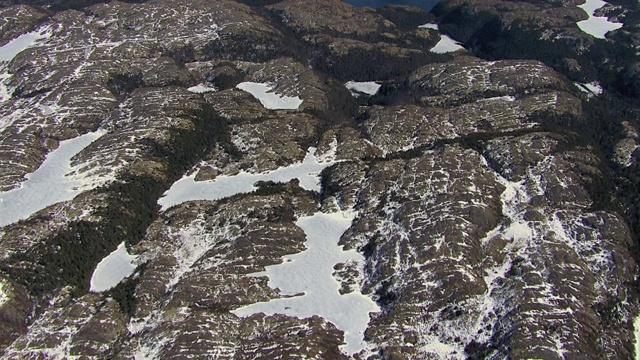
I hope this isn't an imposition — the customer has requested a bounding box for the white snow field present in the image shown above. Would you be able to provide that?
[90,242,138,292]
[431,34,465,54]
[187,84,217,93]
[418,23,439,30]
[345,81,381,96]
[636,314,640,360]
[0,130,106,227]
[577,0,623,39]
[236,82,303,110]
[158,147,337,210]
[575,81,604,96]
[0,29,49,62]
[419,23,464,54]
[232,211,379,355]
[0,27,51,102]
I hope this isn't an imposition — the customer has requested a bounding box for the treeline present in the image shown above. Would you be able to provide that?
[311,45,449,83]
[580,96,640,258]
[433,2,640,92]
[0,104,236,302]
[430,0,640,248]
[0,173,163,299]
[142,103,240,183]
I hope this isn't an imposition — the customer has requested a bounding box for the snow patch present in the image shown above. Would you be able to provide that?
[497,177,534,242]
[345,81,381,96]
[577,0,623,39]
[90,242,138,292]
[159,147,338,210]
[0,130,107,228]
[232,210,380,355]
[236,82,303,110]
[0,280,7,307]
[431,35,465,53]
[0,28,50,62]
[0,27,51,102]
[421,23,464,54]
[575,81,603,96]
[165,218,234,288]
[635,313,640,360]
[187,84,217,93]
[418,23,439,30]
[421,341,459,358]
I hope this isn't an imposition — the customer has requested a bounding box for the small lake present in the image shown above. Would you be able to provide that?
[343,0,440,11]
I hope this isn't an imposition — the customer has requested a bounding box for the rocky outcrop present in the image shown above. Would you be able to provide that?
[0,0,638,359]
[0,5,47,44]
[431,0,630,83]
[0,0,284,191]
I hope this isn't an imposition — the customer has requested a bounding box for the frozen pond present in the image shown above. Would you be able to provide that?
[345,81,381,96]
[236,82,303,110]
[187,84,216,93]
[232,211,379,355]
[575,81,603,96]
[0,29,49,62]
[577,0,622,39]
[420,23,465,54]
[159,147,337,210]
[90,242,138,292]
[0,130,106,228]
[0,28,51,102]
[430,35,465,53]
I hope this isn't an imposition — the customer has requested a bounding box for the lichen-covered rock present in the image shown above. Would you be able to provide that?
[4,292,128,359]
[1,0,639,359]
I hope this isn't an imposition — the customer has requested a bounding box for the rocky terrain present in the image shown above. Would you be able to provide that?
[0,0,639,359]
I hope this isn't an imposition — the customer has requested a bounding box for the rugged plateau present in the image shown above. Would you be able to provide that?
[0,0,639,359]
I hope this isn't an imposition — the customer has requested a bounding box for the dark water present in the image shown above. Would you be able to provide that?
[342,0,440,11]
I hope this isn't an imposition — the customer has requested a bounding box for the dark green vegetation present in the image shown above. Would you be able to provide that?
[311,46,448,82]
[241,2,447,83]
[142,104,239,183]
[107,266,144,316]
[432,1,640,332]
[105,72,144,98]
[0,174,163,300]
[433,2,639,88]
[0,104,234,305]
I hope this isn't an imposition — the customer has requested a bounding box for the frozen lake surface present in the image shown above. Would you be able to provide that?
[0,27,50,102]
[345,81,381,96]
[420,23,465,53]
[236,82,303,110]
[577,0,622,39]
[159,147,337,210]
[90,242,138,292]
[0,130,106,228]
[232,211,379,355]
[0,29,49,62]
